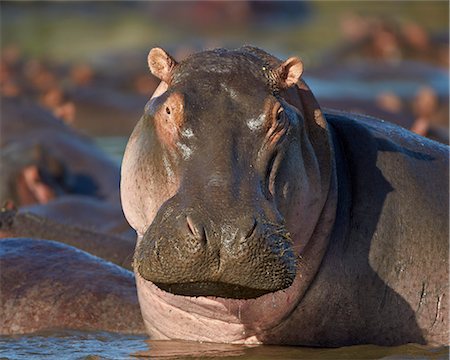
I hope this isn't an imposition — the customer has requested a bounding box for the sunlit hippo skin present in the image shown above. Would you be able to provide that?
[121,47,449,346]
[0,238,145,335]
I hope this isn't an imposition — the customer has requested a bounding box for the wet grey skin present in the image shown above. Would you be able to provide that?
[121,46,448,346]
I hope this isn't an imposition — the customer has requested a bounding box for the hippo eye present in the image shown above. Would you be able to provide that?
[276,107,284,122]
[166,107,171,115]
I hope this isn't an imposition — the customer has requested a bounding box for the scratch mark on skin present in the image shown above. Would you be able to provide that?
[162,156,174,178]
[430,294,443,329]
[247,114,266,131]
[177,142,193,160]
[220,83,238,99]
[181,128,194,138]
[417,282,427,312]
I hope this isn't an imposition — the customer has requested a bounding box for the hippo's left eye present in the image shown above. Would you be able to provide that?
[276,107,284,122]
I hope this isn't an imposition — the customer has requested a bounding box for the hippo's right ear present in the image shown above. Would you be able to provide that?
[148,48,178,84]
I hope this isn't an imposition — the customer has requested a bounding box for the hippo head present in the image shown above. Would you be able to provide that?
[121,47,334,301]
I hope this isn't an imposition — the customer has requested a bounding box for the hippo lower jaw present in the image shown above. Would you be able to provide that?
[153,279,294,299]
[135,269,305,344]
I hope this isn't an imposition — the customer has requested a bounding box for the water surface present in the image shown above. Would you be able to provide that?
[0,331,147,360]
[1,332,448,359]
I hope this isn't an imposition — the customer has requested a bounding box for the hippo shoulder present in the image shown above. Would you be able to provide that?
[324,109,448,194]
[323,110,448,342]
[324,109,448,237]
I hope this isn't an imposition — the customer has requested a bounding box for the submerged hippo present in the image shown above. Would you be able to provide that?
[121,47,448,346]
[0,238,144,335]
[0,208,135,269]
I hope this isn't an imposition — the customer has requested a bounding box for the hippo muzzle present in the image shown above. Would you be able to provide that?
[135,190,297,299]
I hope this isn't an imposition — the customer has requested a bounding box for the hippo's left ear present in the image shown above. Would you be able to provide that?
[148,47,178,84]
[275,57,303,89]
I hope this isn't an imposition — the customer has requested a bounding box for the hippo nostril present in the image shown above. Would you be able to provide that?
[186,215,206,243]
[186,215,196,236]
[244,219,258,239]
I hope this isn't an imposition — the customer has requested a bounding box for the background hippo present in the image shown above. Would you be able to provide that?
[20,195,135,240]
[0,208,135,269]
[0,96,136,259]
[0,238,145,335]
[121,47,448,346]
[1,97,121,204]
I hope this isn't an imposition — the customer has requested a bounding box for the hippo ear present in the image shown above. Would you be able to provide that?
[19,165,56,204]
[275,57,303,89]
[148,47,178,84]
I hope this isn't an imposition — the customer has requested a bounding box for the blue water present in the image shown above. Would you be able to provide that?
[0,331,148,360]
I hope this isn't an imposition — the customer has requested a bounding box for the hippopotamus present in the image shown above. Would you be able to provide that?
[121,46,448,346]
[0,238,144,335]
[1,96,120,204]
[20,195,135,240]
[0,208,135,269]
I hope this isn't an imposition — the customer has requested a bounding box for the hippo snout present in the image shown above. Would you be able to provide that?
[134,199,297,299]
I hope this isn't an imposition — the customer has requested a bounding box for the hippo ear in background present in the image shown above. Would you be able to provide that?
[148,48,178,84]
[20,165,56,205]
[275,57,303,89]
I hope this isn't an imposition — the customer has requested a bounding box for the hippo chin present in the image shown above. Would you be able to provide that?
[121,46,448,346]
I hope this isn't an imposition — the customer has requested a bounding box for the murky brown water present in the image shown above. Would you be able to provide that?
[138,340,449,359]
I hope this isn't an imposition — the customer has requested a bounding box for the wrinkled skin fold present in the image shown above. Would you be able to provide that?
[121,46,449,346]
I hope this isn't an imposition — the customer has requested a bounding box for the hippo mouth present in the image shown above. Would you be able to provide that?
[153,280,293,299]
[136,238,297,300]
[135,201,298,300]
